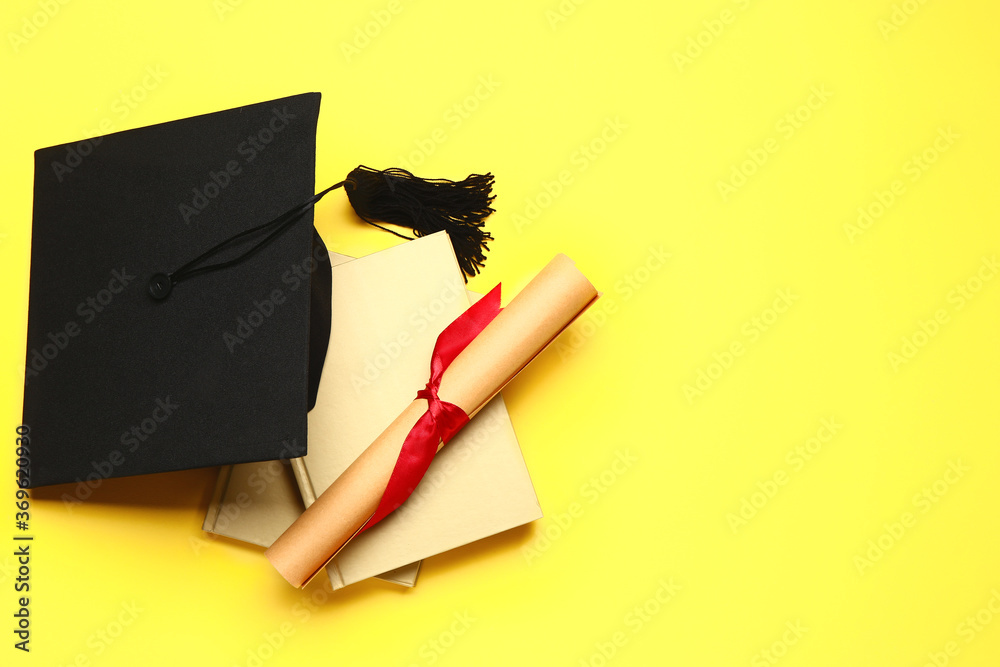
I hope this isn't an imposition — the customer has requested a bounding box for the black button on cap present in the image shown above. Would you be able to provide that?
[148,273,173,300]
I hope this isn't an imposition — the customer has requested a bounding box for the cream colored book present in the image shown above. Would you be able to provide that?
[302,232,541,589]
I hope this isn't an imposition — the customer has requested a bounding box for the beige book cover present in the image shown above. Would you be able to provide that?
[304,231,541,589]
[202,252,421,588]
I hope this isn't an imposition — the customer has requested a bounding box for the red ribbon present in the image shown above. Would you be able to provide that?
[360,284,503,533]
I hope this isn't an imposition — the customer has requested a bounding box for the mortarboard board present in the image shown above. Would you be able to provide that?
[23,93,327,488]
[22,92,497,489]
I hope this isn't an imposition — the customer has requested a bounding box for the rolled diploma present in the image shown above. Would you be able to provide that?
[265,254,599,587]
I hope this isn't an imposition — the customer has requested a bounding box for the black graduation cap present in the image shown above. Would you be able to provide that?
[22,92,495,488]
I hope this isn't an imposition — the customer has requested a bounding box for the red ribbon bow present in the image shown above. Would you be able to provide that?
[360,284,503,533]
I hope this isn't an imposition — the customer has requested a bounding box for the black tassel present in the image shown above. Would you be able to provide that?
[148,167,495,300]
[343,165,495,279]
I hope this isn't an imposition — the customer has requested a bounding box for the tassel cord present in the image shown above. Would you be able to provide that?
[170,181,345,285]
[149,166,495,300]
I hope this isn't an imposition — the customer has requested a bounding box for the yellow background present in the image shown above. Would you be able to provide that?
[3,0,1000,664]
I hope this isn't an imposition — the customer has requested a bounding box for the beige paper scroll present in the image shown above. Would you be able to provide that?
[265,254,599,588]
